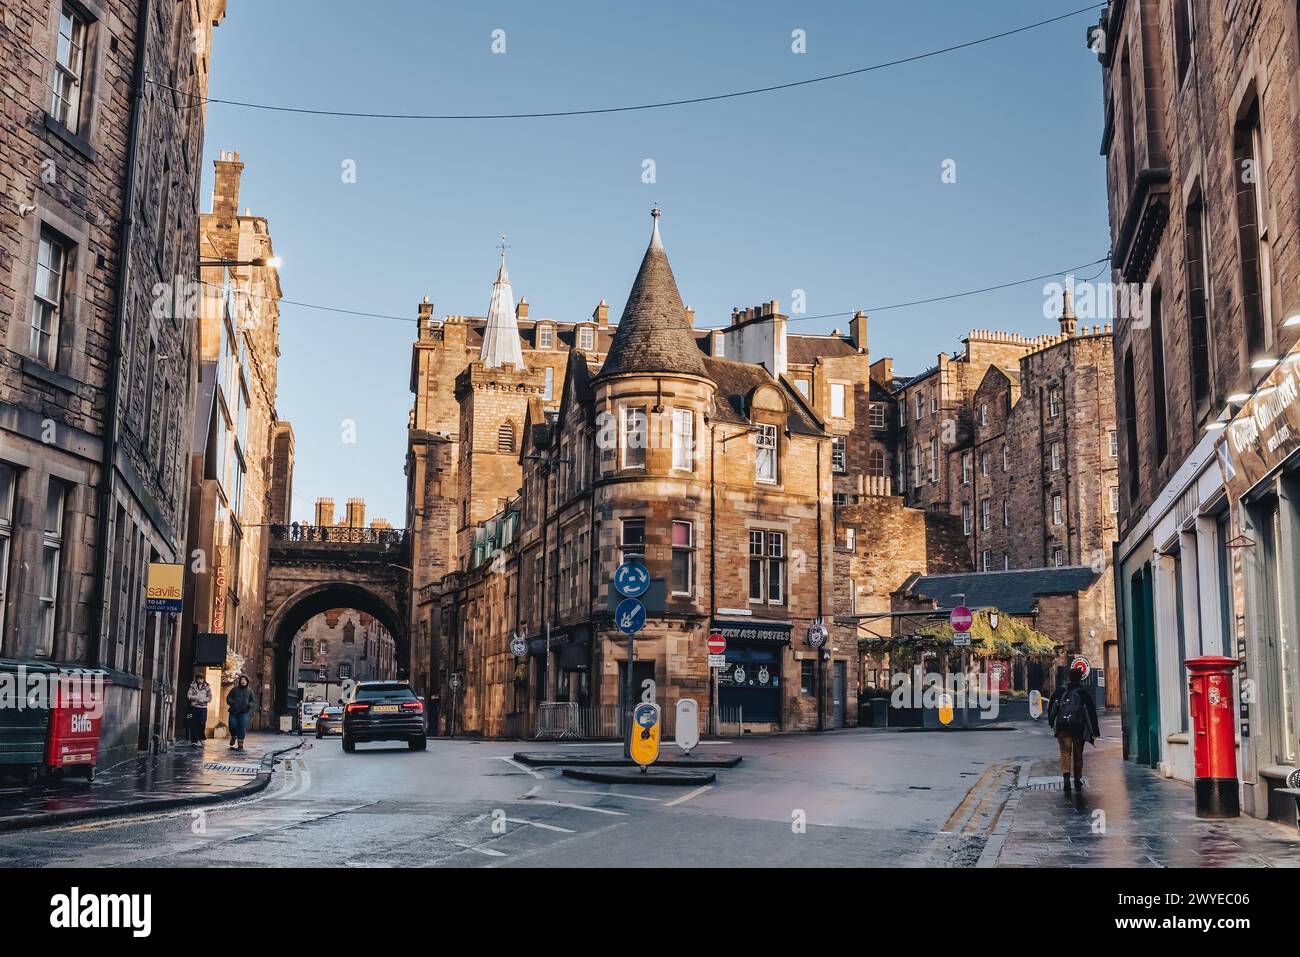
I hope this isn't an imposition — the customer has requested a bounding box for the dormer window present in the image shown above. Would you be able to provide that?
[537,323,553,349]
[578,325,594,351]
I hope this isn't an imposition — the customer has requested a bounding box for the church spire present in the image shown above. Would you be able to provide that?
[478,236,525,369]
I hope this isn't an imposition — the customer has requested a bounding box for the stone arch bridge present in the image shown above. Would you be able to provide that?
[263,526,411,719]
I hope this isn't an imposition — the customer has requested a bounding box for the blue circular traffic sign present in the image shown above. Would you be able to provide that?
[615,597,647,634]
[634,703,658,728]
[613,561,650,598]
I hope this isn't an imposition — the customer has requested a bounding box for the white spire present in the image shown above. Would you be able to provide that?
[649,205,663,251]
[478,236,525,369]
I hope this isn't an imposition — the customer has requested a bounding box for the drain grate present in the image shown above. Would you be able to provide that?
[201,762,261,775]
[1025,776,1089,790]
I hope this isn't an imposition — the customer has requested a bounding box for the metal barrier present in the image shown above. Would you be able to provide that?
[717,704,744,736]
[535,702,581,739]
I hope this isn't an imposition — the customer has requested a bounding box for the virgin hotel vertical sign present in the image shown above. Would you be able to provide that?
[211,546,228,634]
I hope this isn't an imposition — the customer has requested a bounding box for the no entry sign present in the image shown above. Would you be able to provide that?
[707,632,727,655]
[949,605,973,633]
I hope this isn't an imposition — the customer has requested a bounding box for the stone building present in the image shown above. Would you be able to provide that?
[180,151,285,736]
[415,210,964,737]
[1094,0,1300,821]
[0,0,226,761]
[290,608,396,692]
[890,301,1120,694]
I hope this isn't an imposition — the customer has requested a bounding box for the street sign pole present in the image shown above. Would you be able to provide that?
[612,561,649,759]
[952,594,970,729]
[625,626,634,759]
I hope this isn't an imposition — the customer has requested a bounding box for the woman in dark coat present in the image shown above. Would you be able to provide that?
[225,675,256,751]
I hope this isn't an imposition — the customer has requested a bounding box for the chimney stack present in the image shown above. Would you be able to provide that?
[850,310,868,352]
[515,297,529,321]
[211,150,244,225]
[684,305,695,327]
[346,498,366,528]
[593,298,609,328]
[314,497,334,527]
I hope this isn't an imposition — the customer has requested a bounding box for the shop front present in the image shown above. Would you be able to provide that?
[1218,351,1300,822]
[713,619,790,728]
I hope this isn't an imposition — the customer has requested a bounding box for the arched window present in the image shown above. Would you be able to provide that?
[868,449,886,476]
[498,421,516,454]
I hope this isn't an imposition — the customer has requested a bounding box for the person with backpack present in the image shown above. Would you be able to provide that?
[1047,664,1100,794]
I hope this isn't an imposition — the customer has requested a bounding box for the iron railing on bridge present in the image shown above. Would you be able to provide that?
[270,524,408,547]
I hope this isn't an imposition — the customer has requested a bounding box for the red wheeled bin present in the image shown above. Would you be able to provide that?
[45,668,110,783]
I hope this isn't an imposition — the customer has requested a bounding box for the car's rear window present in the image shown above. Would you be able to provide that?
[355,684,417,702]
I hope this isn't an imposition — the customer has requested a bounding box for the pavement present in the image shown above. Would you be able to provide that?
[0,733,303,832]
[984,716,1300,867]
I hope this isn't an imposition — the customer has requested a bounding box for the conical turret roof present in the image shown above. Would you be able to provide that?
[478,242,525,369]
[599,209,708,379]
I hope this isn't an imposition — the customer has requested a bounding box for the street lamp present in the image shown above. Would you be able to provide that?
[199,256,282,268]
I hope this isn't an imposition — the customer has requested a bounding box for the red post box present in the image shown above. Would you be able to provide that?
[45,669,110,783]
[1185,655,1240,818]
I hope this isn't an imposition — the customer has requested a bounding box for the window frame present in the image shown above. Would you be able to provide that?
[747,529,786,605]
[621,405,647,470]
[670,520,693,596]
[37,479,69,657]
[577,325,594,351]
[28,229,70,367]
[831,435,847,473]
[671,408,694,472]
[0,464,14,650]
[620,518,646,565]
[754,423,778,484]
[830,382,846,419]
[50,4,89,133]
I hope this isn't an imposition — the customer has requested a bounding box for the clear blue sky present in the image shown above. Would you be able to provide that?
[200,0,1110,526]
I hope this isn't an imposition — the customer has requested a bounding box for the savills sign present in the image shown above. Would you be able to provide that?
[145,562,184,613]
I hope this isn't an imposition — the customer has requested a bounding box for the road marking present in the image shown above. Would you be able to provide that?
[523,800,627,817]
[555,788,661,803]
[664,785,713,807]
[522,785,541,798]
[503,817,575,833]
[453,841,507,858]
[495,756,543,778]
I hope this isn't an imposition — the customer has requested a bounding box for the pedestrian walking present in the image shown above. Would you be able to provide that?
[226,674,256,751]
[186,673,212,746]
[1047,664,1099,795]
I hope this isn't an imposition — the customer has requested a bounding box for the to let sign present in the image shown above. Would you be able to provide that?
[145,562,184,613]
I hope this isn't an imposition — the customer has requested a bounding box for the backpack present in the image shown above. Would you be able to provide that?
[1056,687,1087,735]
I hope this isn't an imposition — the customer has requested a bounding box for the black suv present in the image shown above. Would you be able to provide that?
[341,681,427,752]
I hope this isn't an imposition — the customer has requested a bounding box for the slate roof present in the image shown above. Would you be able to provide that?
[902,566,1102,615]
[786,334,859,365]
[703,356,822,436]
[598,211,710,379]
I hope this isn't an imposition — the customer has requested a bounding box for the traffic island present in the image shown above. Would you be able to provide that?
[513,751,741,769]
[561,767,716,786]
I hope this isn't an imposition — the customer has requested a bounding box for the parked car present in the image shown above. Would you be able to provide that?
[315,705,345,738]
[297,699,327,736]
[341,681,426,753]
